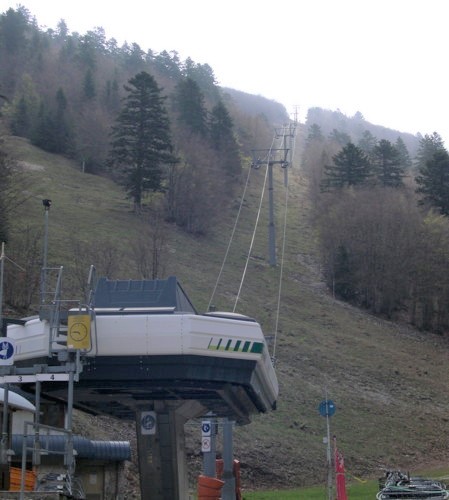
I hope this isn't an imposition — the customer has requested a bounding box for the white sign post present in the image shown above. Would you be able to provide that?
[201,420,212,451]
[201,418,216,477]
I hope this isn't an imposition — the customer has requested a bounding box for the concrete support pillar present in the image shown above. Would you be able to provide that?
[136,400,204,500]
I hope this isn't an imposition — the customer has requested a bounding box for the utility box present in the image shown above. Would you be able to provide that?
[67,310,91,350]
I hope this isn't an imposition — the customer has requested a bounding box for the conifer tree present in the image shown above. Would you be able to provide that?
[416,148,449,215]
[32,88,73,154]
[11,74,39,137]
[414,132,445,171]
[357,130,378,157]
[372,139,404,187]
[209,100,241,179]
[0,6,30,54]
[328,128,351,146]
[321,142,371,190]
[306,123,323,143]
[109,71,176,211]
[173,78,207,136]
[83,68,96,100]
[395,136,412,170]
[10,96,30,136]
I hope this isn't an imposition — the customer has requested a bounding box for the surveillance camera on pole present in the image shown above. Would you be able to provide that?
[42,199,52,210]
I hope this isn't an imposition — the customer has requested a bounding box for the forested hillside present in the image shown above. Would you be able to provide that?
[0,5,286,239]
[3,5,449,495]
[302,106,449,336]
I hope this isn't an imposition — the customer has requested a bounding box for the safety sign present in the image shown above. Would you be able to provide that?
[0,339,15,365]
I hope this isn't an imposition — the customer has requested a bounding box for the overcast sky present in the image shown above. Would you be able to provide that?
[2,0,449,145]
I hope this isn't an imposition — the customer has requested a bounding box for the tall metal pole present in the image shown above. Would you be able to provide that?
[282,130,289,188]
[33,381,41,467]
[41,199,51,304]
[221,419,236,500]
[326,412,333,500]
[0,242,4,335]
[202,415,217,478]
[323,386,334,500]
[268,163,276,267]
[0,384,9,465]
[0,243,8,468]
[65,352,75,475]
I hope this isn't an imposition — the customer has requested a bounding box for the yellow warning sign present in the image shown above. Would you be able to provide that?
[67,312,91,350]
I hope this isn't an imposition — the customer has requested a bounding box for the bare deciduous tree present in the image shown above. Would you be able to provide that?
[131,206,168,280]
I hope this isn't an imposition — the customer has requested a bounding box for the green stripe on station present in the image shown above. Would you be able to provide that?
[206,339,264,354]
[250,342,264,353]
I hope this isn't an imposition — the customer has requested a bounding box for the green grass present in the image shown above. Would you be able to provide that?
[241,469,449,499]
[241,480,379,499]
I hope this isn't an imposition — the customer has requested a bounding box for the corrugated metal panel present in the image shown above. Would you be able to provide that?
[11,435,131,461]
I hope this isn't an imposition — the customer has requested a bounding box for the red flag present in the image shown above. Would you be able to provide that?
[334,437,348,500]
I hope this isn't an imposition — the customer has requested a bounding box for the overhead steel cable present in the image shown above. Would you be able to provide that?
[233,136,276,313]
[271,142,292,362]
[209,117,297,366]
[271,122,297,361]
[207,162,254,312]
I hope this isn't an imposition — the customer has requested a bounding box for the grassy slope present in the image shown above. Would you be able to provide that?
[4,135,449,492]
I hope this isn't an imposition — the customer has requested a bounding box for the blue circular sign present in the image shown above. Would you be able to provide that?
[141,413,156,431]
[319,399,336,417]
[0,340,14,360]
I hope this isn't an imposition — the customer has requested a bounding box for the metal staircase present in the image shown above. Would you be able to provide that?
[39,266,96,355]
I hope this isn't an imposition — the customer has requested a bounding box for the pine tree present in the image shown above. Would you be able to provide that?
[183,58,219,100]
[109,71,176,211]
[10,96,30,136]
[83,68,96,100]
[54,88,73,154]
[173,78,207,136]
[357,130,378,156]
[0,6,30,54]
[395,136,412,170]
[209,100,241,179]
[416,148,449,215]
[372,139,404,187]
[415,132,445,171]
[153,50,182,80]
[8,73,39,139]
[306,123,324,143]
[321,143,371,190]
[32,88,73,154]
[328,128,351,146]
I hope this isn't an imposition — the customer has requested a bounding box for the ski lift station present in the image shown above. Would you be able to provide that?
[0,274,279,499]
